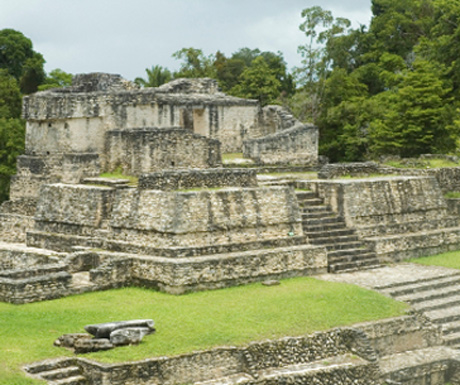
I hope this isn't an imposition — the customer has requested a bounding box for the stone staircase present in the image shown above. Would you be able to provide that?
[296,191,380,273]
[24,358,87,385]
[375,270,460,347]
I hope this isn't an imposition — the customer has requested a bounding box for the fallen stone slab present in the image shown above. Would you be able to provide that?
[54,333,91,349]
[74,338,114,354]
[84,319,155,338]
[110,327,152,346]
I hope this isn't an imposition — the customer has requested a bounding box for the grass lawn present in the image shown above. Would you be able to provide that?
[410,250,460,270]
[384,158,459,169]
[0,277,408,384]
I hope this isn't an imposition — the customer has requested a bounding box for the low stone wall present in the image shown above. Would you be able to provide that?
[318,162,460,193]
[317,162,392,179]
[303,176,460,262]
[0,244,61,270]
[88,244,327,294]
[74,327,378,385]
[138,168,257,190]
[105,127,221,175]
[0,213,35,243]
[34,184,115,236]
[109,186,302,248]
[243,124,318,165]
[306,176,452,237]
[0,268,71,304]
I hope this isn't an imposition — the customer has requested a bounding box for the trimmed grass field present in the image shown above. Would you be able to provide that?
[0,277,408,384]
[410,250,460,270]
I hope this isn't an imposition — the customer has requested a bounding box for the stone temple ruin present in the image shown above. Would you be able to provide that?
[0,73,323,303]
[7,73,460,385]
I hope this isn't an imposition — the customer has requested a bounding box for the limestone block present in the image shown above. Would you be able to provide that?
[110,327,152,346]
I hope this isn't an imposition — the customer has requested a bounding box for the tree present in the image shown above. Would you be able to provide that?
[368,60,458,157]
[0,29,46,94]
[135,65,172,88]
[172,48,216,78]
[39,69,73,91]
[0,70,22,119]
[0,118,24,201]
[230,56,282,106]
[296,6,353,121]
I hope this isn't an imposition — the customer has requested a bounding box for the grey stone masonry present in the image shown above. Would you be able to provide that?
[25,314,460,385]
[138,168,257,190]
[303,176,460,263]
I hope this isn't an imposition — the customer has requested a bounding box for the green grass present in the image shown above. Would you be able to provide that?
[263,171,318,179]
[410,250,460,270]
[0,278,408,384]
[384,158,459,169]
[222,153,244,161]
[338,173,398,179]
[99,169,138,186]
[445,191,460,199]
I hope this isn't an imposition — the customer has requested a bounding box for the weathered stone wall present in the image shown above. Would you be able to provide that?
[0,243,61,270]
[105,127,221,174]
[0,266,71,304]
[76,328,378,385]
[259,105,297,136]
[109,187,302,248]
[307,176,451,237]
[243,124,319,165]
[22,77,261,155]
[32,184,304,250]
[318,162,460,193]
[138,168,257,191]
[87,244,327,294]
[34,184,115,236]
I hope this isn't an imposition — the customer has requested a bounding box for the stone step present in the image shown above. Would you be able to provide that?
[329,258,380,273]
[322,241,365,251]
[309,234,360,246]
[374,271,460,291]
[41,366,82,381]
[412,293,460,312]
[328,252,378,264]
[424,304,460,324]
[54,375,87,385]
[393,283,460,305]
[380,275,460,298]
[379,346,455,385]
[443,330,460,346]
[298,198,324,206]
[305,228,355,238]
[71,272,96,289]
[193,373,253,385]
[25,358,76,375]
[295,191,316,200]
[441,319,460,335]
[327,248,372,258]
[303,217,346,226]
[303,222,347,232]
[301,205,330,213]
[301,212,336,220]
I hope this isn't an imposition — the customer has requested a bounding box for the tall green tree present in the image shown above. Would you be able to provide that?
[39,68,73,91]
[368,60,458,157]
[0,29,46,94]
[135,65,172,88]
[172,48,216,78]
[230,56,282,106]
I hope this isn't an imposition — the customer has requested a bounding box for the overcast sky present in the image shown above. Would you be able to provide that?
[1,0,372,81]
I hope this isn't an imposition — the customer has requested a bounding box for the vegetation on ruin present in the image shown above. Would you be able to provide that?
[99,168,138,186]
[410,251,460,270]
[0,277,408,384]
[445,192,460,199]
[384,158,460,169]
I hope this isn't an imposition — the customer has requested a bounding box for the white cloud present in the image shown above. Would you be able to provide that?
[0,0,372,80]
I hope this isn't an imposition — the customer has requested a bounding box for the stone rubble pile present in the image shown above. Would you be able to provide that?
[54,319,155,354]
